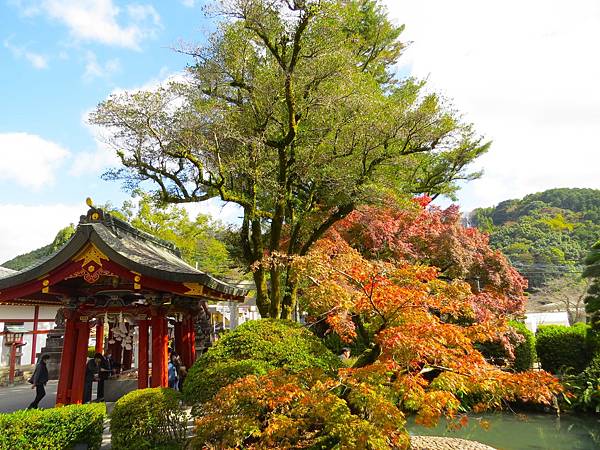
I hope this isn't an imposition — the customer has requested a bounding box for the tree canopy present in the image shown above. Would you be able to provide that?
[91,0,489,319]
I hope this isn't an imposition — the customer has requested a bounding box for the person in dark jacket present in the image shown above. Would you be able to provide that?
[28,354,50,409]
[97,350,114,400]
[84,353,103,403]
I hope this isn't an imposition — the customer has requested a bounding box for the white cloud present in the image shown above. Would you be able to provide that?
[0,133,70,189]
[82,50,120,81]
[69,110,120,177]
[0,203,82,264]
[383,0,600,210]
[20,0,162,50]
[127,4,161,27]
[3,37,48,69]
[181,0,196,7]
[184,199,243,226]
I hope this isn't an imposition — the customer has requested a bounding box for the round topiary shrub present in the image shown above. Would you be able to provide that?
[110,388,188,450]
[185,359,270,415]
[536,323,591,374]
[183,319,340,408]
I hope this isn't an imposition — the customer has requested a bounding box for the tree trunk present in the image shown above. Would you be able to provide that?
[253,268,270,318]
[280,272,298,320]
[269,267,283,318]
[352,344,381,369]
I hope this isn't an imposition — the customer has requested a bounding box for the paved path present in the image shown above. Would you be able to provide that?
[0,381,58,413]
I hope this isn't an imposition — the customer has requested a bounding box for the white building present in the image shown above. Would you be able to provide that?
[0,267,60,368]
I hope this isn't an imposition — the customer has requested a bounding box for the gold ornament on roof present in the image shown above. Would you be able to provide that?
[73,243,109,268]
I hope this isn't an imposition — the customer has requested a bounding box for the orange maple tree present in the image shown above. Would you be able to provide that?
[298,235,561,424]
[192,234,561,449]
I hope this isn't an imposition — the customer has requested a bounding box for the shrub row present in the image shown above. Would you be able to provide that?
[0,403,105,450]
[535,323,592,374]
[110,387,188,450]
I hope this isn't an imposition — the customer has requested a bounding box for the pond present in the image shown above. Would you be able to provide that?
[407,412,600,450]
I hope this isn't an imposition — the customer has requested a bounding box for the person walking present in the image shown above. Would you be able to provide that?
[84,353,102,403]
[168,353,179,390]
[28,354,50,409]
[97,350,114,401]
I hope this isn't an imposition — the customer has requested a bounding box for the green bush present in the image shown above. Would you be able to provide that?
[110,388,188,450]
[183,319,340,408]
[88,346,96,358]
[562,353,600,413]
[511,321,536,372]
[185,359,270,414]
[536,323,591,374]
[0,403,105,450]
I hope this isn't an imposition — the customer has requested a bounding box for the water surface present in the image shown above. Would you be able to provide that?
[407,412,600,450]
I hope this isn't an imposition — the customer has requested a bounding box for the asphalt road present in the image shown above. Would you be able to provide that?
[0,380,58,413]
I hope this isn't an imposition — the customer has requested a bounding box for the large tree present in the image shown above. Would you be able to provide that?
[91,0,489,318]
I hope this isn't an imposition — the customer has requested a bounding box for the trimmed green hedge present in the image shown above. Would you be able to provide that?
[511,321,536,372]
[536,323,591,374]
[110,388,188,450]
[183,319,340,408]
[0,403,105,450]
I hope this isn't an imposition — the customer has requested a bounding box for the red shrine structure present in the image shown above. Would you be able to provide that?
[0,205,247,404]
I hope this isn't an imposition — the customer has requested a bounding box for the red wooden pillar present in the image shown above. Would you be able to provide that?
[95,321,104,355]
[137,319,149,389]
[56,311,78,405]
[188,317,196,366]
[122,323,132,370]
[151,314,168,387]
[70,319,90,404]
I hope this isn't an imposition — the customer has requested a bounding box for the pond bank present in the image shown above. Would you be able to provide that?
[411,436,496,449]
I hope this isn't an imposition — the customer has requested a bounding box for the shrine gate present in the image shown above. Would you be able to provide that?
[0,205,246,404]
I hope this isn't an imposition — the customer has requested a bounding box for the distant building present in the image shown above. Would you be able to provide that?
[524,311,570,333]
[0,266,59,369]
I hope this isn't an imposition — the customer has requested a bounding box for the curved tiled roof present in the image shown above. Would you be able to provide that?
[0,207,247,299]
[0,266,16,280]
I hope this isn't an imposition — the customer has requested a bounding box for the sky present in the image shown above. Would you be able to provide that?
[0,0,599,263]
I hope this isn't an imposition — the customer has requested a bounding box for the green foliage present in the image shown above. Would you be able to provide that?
[535,324,591,374]
[183,319,340,408]
[2,224,76,270]
[91,0,489,319]
[0,403,105,450]
[185,359,270,414]
[110,388,188,450]
[511,321,536,372]
[562,353,600,413]
[472,188,600,290]
[88,346,96,358]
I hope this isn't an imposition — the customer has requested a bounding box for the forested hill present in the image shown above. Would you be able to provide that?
[1,225,75,271]
[470,188,600,288]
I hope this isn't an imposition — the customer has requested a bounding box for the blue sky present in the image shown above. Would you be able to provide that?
[1,0,599,263]
[0,0,214,208]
